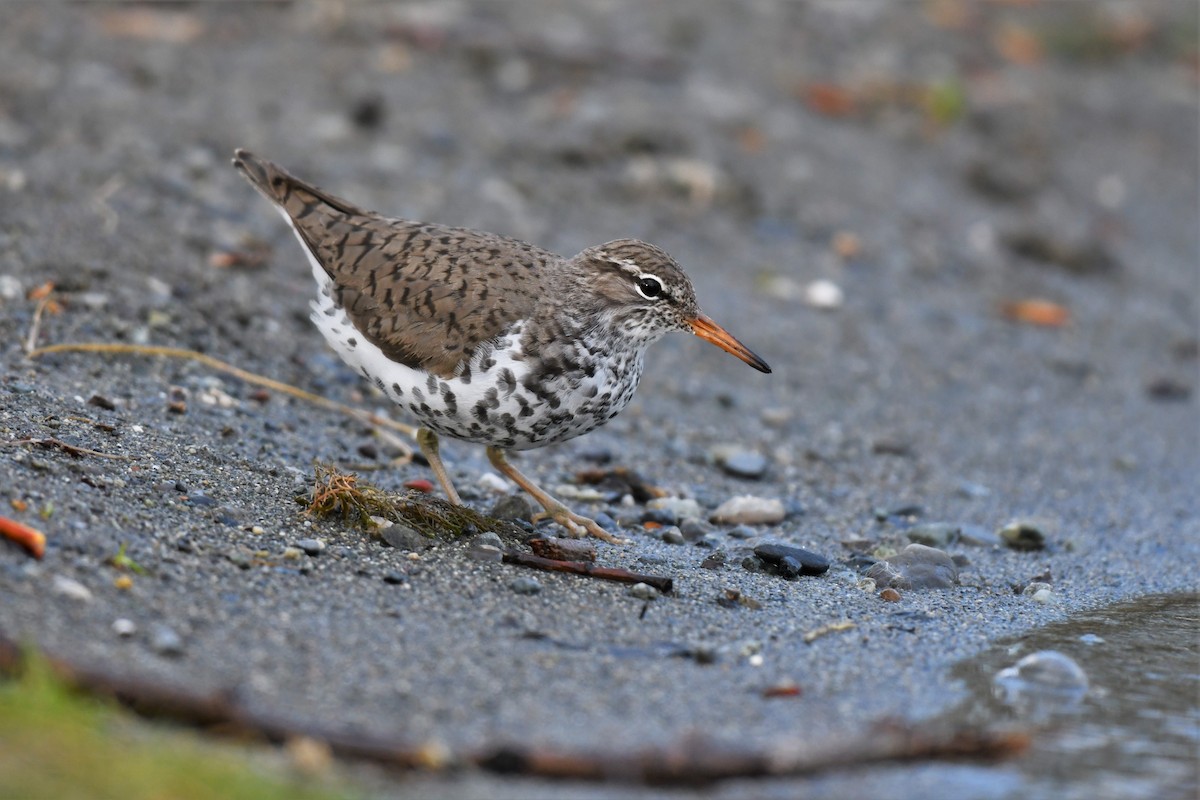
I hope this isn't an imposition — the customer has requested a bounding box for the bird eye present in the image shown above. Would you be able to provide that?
[636,276,663,300]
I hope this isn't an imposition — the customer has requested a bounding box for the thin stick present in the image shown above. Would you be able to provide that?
[2,437,130,460]
[27,342,417,452]
[24,296,53,356]
[502,550,673,594]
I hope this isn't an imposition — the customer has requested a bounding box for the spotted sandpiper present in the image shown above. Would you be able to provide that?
[232,150,770,542]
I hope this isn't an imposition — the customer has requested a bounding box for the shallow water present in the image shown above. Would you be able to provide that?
[944,593,1200,800]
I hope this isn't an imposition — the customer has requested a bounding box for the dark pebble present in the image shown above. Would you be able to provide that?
[679,517,714,541]
[186,492,216,507]
[88,393,116,410]
[727,524,757,540]
[741,555,766,573]
[999,521,1048,551]
[641,508,678,526]
[593,512,619,532]
[660,526,685,545]
[753,542,830,577]
[873,503,923,522]
[491,494,536,522]
[382,570,406,585]
[700,551,727,570]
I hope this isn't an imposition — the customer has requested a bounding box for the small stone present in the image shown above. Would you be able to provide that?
[296,538,326,557]
[149,624,184,657]
[741,555,766,573]
[112,618,137,637]
[726,524,757,540]
[958,524,1002,547]
[700,551,727,570]
[865,543,959,590]
[52,575,92,602]
[382,570,407,584]
[282,546,304,560]
[710,496,785,525]
[1031,588,1054,604]
[473,532,503,550]
[640,507,678,526]
[999,520,1048,551]
[477,472,511,494]
[679,517,715,541]
[803,279,844,310]
[906,523,960,547]
[753,543,830,577]
[993,650,1088,718]
[1021,581,1053,597]
[491,493,536,522]
[956,480,991,499]
[712,446,768,480]
[879,587,902,602]
[629,582,659,600]
[646,496,703,520]
[509,576,542,595]
[593,512,619,532]
[380,525,430,551]
[660,526,685,545]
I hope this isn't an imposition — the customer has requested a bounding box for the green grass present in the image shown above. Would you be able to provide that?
[0,658,356,800]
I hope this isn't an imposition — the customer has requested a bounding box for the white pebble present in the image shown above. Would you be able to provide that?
[1032,588,1054,604]
[646,496,702,520]
[803,279,844,310]
[112,618,137,637]
[477,472,511,494]
[628,582,659,601]
[0,275,22,301]
[710,496,785,525]
[52,575,93,602]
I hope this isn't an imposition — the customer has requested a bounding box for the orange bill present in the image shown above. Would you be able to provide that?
[688,315,771,373]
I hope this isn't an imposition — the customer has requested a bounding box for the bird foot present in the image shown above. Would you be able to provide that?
[533,507,625,545]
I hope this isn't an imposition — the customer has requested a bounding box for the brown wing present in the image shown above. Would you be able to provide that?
[233,150,551,378]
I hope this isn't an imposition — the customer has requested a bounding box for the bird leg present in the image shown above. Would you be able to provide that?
[415,427,462,505]
[485,447,624,544]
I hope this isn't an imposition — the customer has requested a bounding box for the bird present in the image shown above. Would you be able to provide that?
[232,149,770,543]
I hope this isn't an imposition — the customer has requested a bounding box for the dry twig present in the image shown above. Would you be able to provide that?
[502,550,674,594]
[0,516,45,559]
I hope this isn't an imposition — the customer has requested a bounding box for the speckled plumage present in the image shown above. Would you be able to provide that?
[233,149,769,541]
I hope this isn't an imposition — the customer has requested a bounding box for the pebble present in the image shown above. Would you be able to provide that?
[382,570,407,584]
[865,543,959,590]
[380,525,430,551]
[473,532,503,550]
[149,624,185,657]
[700,551,727,570]
[803,279,844,310]
[509,576,542,595]
[906,523,960,547]
[296,537,326,557]
[1031,587,1054,604]
[753,542,830,578]
[640,507,678,526]
[52,575,93,602]
[727,524,757,540]
[477,472,511,494]
[282,546,304,560]
[491,493,536,522]
[646,496,703,520]
[999,520,1048,551]
[628,582,659,600]
[879,587,902,602]
[958,524,1002,547]
[112,618,137,637]
[660,526,685,545]
[593,512,619,532]
[710,496,785,525]
[993,650,1088,720]
[679,517,715,541]
[712,446,768,480]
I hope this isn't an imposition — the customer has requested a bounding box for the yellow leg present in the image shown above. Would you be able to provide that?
[415,428,462,505]
[486,447,624,544]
